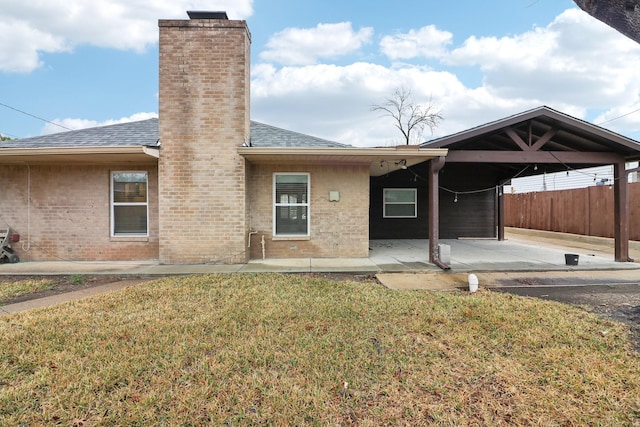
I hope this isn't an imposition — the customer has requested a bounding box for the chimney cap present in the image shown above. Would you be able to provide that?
[187,11,228,20]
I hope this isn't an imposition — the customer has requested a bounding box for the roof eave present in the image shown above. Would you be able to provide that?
[423,106,640,155]
[237,146,448,176]
[0,146,159,164]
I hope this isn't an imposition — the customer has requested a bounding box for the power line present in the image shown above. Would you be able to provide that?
[0,131,21,140]
[0,101,74,131]
[596,106,640,126]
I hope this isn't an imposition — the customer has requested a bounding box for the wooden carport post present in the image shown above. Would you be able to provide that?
[429,156,449,269]
[497,185,505,241]
[614,160,630,261]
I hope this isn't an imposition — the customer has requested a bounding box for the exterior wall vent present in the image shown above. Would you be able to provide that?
[187,11,228,20]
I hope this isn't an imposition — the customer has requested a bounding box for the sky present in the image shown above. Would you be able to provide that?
[2,0,640,148]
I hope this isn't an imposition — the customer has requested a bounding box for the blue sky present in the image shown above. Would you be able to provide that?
[2,0,640,147]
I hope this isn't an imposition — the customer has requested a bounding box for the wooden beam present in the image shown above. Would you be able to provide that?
[529,127,558,151]
[445,150,624,164]
[613,160,630,262]
[504,127,529,151]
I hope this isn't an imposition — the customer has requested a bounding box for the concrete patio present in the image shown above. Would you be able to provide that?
[0,229,637,276]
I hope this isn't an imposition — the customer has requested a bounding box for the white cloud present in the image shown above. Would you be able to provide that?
[41,112,158,135]
[11,3,640,148]
[259,22,373,65]
[252,8,640,146]
[0,20,70,73]
[380,25,453,60]
[0,0,254,73]
[252,62,466,146]
[446,9,640,108]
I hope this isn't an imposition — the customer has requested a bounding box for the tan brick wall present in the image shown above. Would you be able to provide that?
[158,17,251,264]
[0,164,159,261]
[247,163,370,258]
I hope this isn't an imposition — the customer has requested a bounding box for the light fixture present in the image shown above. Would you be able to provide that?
[396,159,407,169]
[534,164,538,171]
[454,193,458,203]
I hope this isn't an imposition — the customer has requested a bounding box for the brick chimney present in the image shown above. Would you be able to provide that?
[158,12,251,264]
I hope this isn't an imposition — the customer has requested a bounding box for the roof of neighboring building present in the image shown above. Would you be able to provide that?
[0,118,350,149]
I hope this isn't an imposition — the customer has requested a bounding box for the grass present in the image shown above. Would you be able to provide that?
[69,274,85,285]
[0,273,639,425]
[0,278,56,304]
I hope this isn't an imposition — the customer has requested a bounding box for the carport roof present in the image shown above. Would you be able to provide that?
[423,106,640,162]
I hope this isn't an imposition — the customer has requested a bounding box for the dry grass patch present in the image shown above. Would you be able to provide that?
[0,278,56,304]
[1,273,639,425]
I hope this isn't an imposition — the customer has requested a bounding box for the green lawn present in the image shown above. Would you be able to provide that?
[1,273,638,425]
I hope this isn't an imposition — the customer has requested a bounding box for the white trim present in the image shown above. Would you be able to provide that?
[383,188,417,218]
[110,171,149,237]
[273,172,310,237]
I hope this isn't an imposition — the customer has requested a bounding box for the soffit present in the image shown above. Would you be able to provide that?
[0,146,159,165]
[237,147,448,176]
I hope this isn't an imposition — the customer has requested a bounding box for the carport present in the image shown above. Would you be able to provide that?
[421,106,640,268]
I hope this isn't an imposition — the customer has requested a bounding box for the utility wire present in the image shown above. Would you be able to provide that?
[0,101,74,132]
[0,130,21,139]
[596,106,640,126]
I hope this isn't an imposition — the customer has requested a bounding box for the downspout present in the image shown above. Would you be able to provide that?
[21,164,31,252]
[432,251,450,271]
[429,156,449,270]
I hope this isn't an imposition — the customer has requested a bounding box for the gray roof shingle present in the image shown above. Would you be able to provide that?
[249,121,349,148]
[1,119,349,149]
[1,118,160,148]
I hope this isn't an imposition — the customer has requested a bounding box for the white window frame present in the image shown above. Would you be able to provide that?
[383,188,417,218]
[273,173,310,237]
[110,171,149,237]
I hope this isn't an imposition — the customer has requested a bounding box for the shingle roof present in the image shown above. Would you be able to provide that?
[249,121,349,148]
[1,118,349,149]
[422,105,640,161]
[1,118,160,149]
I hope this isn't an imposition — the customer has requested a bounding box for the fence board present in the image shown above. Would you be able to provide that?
[505,182,639,240]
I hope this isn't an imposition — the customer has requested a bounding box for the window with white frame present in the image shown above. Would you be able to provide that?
[111,171,148,236]
[274,173,309,236]
[383,188,417,218]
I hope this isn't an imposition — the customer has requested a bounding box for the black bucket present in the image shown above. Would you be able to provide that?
[564,254,579,266]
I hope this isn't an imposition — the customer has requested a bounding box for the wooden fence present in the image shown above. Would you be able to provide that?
[504,182,640,240]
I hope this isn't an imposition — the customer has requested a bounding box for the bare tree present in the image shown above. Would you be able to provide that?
[573,0,640,44]
[371,87,443,145]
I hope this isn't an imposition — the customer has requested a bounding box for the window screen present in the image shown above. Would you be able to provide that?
[112,172,148,235]
[274,174,309,235]
[383,188,417,218]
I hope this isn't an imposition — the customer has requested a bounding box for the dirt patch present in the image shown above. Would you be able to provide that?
[493,283,640,351]
[0,275,149,305]
[0,273,378,307]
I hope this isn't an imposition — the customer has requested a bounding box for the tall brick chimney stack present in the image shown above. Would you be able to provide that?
[158,11,251,264]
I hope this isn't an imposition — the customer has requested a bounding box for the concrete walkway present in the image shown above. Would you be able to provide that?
[0,228,638,276]
[1,229,638,314]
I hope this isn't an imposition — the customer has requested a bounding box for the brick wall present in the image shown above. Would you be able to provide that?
[158,16,251,264]
[247,163,370,258]
[0,164,159,261]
